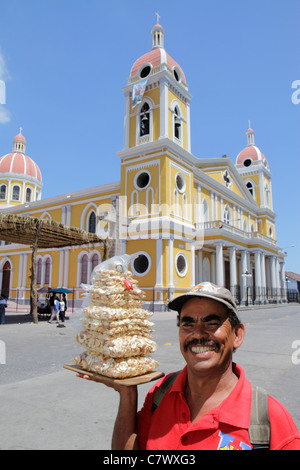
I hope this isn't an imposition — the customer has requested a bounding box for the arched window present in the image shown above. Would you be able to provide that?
[246,181,254,196]
[0,185,6,200]
[91,253,100,272]
[174,106,182,141]
[81,254,88,284]
[265,183,270,207]
[37,259,42,284]
[12,185,20,201]
[140,102,150,137]
[45,258,51,284]
[88,211,96,233]
[26,188,32,203]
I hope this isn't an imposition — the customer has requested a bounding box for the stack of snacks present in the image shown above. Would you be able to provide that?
[73,255,158,379]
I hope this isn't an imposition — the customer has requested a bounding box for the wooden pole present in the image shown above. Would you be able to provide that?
[30,221,42,324]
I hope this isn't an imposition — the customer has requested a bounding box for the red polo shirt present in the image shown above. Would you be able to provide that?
[137,364,300,450]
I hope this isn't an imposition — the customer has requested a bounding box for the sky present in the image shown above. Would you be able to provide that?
[0,0,299,272]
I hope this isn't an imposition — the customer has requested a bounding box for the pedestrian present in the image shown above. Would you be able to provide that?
[49,293,55,318]
[62,293,67,315]
[48,296,60,323]
[78,282,300,450]
[0,295,7,325]
[59,297,66,326]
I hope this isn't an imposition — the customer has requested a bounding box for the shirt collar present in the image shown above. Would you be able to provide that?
[169,363,252,429]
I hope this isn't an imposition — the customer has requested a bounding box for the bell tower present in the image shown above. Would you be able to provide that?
[120,17,192,153]
[117,17,195,311]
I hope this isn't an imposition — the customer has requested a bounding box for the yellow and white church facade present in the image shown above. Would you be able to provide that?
[0,21,287,310]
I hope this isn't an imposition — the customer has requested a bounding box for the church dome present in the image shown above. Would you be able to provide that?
[0,152,42,181]
[236,126,269,169]
[0,130,42,182]
[130,21,186,85]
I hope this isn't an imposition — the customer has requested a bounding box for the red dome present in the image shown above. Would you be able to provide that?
[0,152,42,182]
[236,145,268,167]
[13,133,26,143]
[130,47,186,83]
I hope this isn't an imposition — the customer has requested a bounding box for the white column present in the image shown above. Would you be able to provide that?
[260,252,267,303]
[220,197,223,223]
[18,254,23,291]
[124,90,130,149]
[211,253,216,283]
[168,237,174,288]
[216,243,224,286]
[186,101,191,152]
[66,204,71,226]
[64,248,70,287]
[210,191,214,220]
[22,253,28,291]
[159,79,169,140]
[197,250,203,284]
[254,250,262,303]
[197,184,201,224]
[215,195,218,221]
[270,255,277,301]
[241,250,248,304]
[58,250,64,287]
[229,247,237,295]
[156,238,163,288]
[190,243,195,288]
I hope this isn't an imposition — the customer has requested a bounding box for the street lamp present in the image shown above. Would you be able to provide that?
[242,270,252,306]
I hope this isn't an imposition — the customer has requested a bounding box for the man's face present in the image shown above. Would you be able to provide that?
[178,297,245,377]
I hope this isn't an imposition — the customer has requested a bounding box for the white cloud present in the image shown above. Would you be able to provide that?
[0,104,10,123]
[0,49,10,123]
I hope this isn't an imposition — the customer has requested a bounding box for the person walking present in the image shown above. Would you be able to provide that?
[59,297,66,326]
[48,296,60,323]
[0,295,7,324]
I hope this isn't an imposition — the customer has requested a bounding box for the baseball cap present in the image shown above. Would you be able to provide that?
[168,282,239,317]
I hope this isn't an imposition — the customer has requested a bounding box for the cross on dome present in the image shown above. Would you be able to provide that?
[155,11,160,24]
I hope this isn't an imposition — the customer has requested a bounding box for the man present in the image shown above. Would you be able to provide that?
[79,282,300,450]
[48,296,60,324]
[0,295,7,324]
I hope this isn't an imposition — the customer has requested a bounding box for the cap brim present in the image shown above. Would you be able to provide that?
[168,292,238,316]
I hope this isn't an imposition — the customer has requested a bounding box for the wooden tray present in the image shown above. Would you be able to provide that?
[63,364,164,386]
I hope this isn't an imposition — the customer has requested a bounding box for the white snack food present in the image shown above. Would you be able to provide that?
[76,331,157,357]
[73,254,158,378]
[74,351,159,379]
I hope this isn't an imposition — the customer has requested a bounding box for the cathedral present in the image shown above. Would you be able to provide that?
[0,20,287,310]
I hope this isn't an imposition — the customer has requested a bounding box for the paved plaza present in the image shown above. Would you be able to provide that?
[0,303,299,450]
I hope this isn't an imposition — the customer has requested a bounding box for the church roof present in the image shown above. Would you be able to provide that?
[130,19,186,84]
[0,152,42,182]
[0,130,42,182]
[236,145,267,165]
[130,47,186,83]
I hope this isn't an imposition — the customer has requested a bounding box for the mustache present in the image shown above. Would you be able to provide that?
[183,338,219,352]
